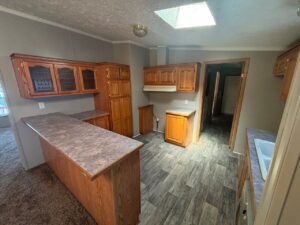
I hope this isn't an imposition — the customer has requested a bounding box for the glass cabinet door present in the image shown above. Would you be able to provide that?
[24,62,58,96]
[55,65,79,94]
[79,67,97,92]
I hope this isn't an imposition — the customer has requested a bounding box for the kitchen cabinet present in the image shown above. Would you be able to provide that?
[11,54,98,98]
[94,63,133,137]
[177,66,197,92]
[143,63,199,92]
[22,61,58,96]
[54,64,80,94]
[78,67,97,93]
[138,105,153,135]
[165,109,195,147]
[84,115,110,130]
[273,43,299,101]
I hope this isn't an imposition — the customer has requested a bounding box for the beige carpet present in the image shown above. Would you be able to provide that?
[0,127,97,225]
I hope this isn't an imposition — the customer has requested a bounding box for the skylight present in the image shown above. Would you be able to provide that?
[154,2,216,29]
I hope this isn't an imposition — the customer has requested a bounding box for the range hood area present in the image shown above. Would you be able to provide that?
[143,85,177,92]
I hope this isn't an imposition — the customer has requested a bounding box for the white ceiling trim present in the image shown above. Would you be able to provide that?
[167,46,285,51]
[112,40,148,48]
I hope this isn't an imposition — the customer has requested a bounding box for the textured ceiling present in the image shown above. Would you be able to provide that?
[0,0,299,49]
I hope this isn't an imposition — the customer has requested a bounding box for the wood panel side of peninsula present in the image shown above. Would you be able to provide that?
[40,137,141,225]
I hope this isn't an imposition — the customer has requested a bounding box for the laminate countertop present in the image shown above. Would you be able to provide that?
[246,128,276,208]
[70,110,109,121]
[22,113,143,180]
[166,109,196,117]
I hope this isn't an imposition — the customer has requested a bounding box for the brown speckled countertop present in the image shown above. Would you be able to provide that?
[246,128,276,209]
[70,110,109,121]
[22,113,143,179]
[166,108,196,117]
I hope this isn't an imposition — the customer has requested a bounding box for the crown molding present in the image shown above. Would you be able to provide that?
[167,46,285,51]
[112,40,148,48]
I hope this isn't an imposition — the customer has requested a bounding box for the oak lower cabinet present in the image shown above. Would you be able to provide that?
[165,109,195,147]
[84,115,110,130]
[138,105,153,135]
[94,63,133,137]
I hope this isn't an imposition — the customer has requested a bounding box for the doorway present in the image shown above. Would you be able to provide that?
[196,58,249,149]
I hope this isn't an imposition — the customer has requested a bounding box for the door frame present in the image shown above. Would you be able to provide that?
[195,58,250,150]
[254,52,300,225]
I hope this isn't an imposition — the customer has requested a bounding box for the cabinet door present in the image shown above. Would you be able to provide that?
[158,68,176,85]
[144,69,158,85]
[79,67,97,93]
[106,66,120,80]
[120,97,132,118]
[122,117,133,137]
[280,53,298,101]
[120,67,130,80]
[93,116,110,130]
[177,67,196,92]
[120,80,131,97]
[165,114,186,144]
[23,61,58,96]
[120,97,133,137]
[54,65,79,94]
[110,98,122,121]
[107,80,121,97]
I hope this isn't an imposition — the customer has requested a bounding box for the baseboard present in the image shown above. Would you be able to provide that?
[132,133,141,138]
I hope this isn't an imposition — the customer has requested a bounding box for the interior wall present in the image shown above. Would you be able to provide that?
[0,11,113,169]
[149,48,285,153]
[113,43,150,136]
[222,76,241,115]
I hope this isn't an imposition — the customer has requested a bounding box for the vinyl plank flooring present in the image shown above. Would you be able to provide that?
[198,203,219,225]
[138,115,238,225]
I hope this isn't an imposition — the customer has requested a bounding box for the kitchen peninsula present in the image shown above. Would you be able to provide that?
[22,113,144,225]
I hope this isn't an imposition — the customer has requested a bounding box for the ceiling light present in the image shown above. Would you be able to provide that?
[154,2,216,29]
[133,24,148,37]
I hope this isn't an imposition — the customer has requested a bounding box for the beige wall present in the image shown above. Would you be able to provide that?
[0,11,113,169]
[278,160,300,225]
[149,48,285,153]
[113,43,150,136]
[222,76,240,115]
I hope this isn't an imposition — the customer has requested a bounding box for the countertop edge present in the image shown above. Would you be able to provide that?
[22,113,144,179]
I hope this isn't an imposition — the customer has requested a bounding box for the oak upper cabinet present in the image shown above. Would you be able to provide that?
[22,61,58,97]
[11,54,99,98]
[79,67,97,93]
[273,43,299,101]
[144,69,158,85]
[165,110,195,147]
[54,64,80,94]
[159,68,176,85]
[143,63,199,93]
[177,65,197,92]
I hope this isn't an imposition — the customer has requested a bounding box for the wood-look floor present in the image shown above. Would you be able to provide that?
[137,116,238,225]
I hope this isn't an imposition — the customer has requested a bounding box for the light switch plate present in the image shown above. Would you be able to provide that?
[38,102,45,109]
[184,100,189,105]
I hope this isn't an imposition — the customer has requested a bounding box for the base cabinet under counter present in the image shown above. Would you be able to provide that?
[84,115,110,130]
[165,109,195,147]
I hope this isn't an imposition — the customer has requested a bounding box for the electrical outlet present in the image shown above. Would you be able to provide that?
[184,100,189,105]
[38,102,45,109]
